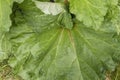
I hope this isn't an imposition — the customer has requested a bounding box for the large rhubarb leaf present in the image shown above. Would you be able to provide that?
[0,0,119,80]
[8,19,120,80]
[6,1,120,80]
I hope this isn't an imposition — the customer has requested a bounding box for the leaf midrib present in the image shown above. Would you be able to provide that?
[68,30,84,80]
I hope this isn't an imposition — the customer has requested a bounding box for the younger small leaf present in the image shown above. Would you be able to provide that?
[58,12,73,29]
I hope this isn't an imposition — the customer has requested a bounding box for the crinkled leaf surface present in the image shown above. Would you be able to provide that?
[8,20,120,80]
[98,5,120,34]
[33,0,73,29]
[0,0,24,61]
[0,0,13,54]
[5,0,120,80]
[19,0,73,30]
[0,0,120,80]
[69,0,118,29]
[105,5,120,34]
[0,0,24,35]
[17,0,59,32]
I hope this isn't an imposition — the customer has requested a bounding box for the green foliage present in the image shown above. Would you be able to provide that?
[0,0,120,80]
[0,0,24,62]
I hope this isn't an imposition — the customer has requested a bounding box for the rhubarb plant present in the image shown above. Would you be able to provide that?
[0,0,120,80]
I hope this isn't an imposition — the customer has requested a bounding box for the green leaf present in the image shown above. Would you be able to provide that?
[69,0,118,29]
[108,6,120,34]
[107,0,118,5]
[0,0,24,33]
[0,0,12,33]
[8,6,120,79]
[55,0,64,2]
[18,0,73,30]
[1,0,120,80]
[8,21,120,80]
[33,0,73,29]
[0,0,24,61]
[14,0,59,33]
